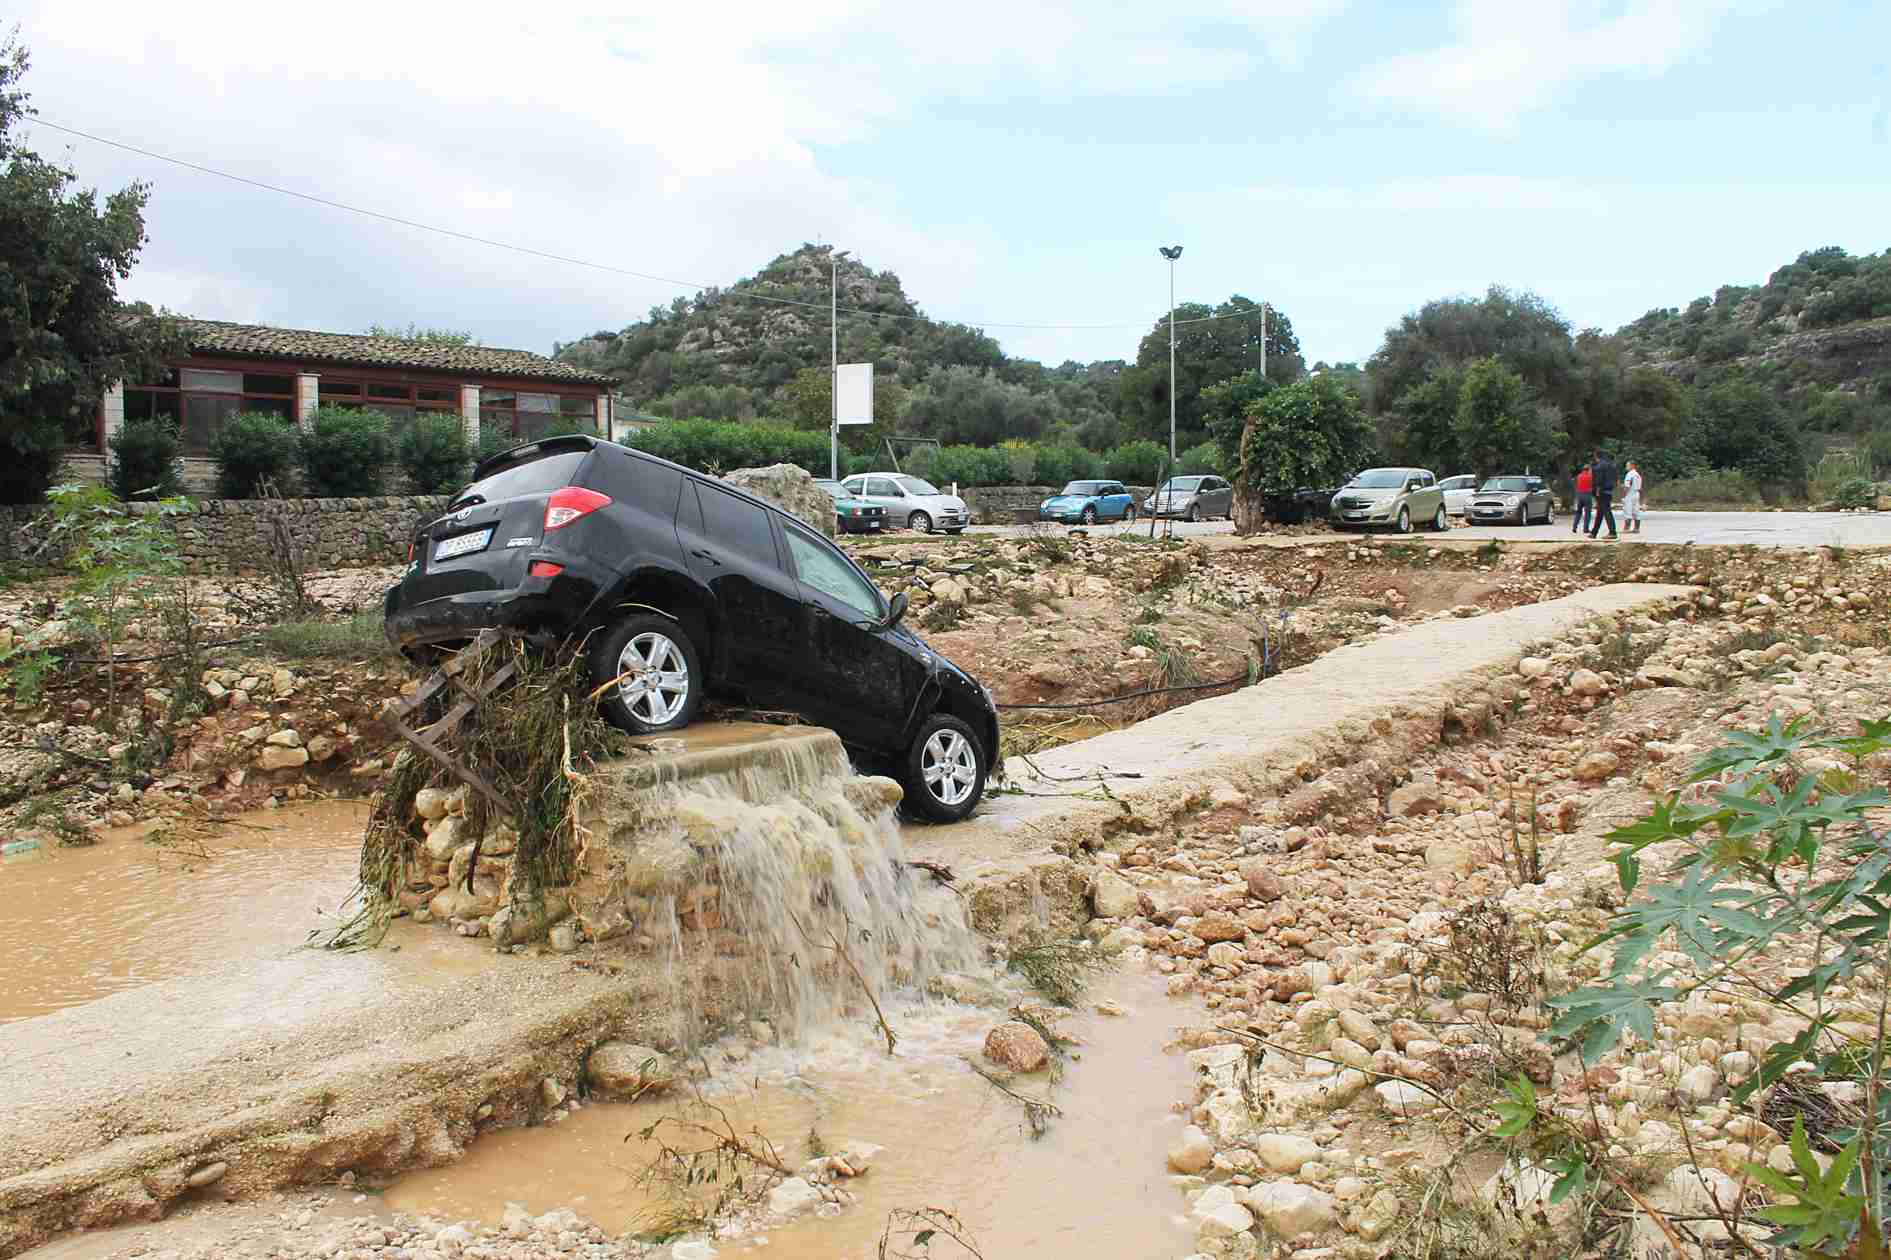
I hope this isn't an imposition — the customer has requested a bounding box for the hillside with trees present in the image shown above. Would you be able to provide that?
[1364,248,1891,504]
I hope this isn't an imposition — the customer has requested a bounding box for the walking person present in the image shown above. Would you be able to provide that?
[1571,464,1594,535]
[1621,461,1644,534]
[1588,449,1619,541]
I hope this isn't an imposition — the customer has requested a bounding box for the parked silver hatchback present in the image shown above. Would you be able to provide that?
[840,473,971,534]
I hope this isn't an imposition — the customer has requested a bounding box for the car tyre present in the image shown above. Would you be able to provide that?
[1184,503,1199,523]
[1542,504,1555,526]
[1081,505,1098,525]
[589,614,703,735]
[903,712,987,823]
[1395,506,1411,534]
[1431,504,1448,531]
[1124,505,1137,524]
[908,511,933,533]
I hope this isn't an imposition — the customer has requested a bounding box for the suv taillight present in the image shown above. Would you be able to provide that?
[544,486,610,531]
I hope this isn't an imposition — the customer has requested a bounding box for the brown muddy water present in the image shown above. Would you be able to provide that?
[386,972,1196,1259]
[0,800,367,1023]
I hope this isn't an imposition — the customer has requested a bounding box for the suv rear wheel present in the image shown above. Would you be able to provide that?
[904,713,986,823]
[589,614,703,734]
[908,510,933,533]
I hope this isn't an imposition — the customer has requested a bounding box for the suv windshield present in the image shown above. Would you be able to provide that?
[1349,470,1411,490]
[1061,481,1108,495]
[895,476,940,496]
[1480,477,1530,493]
[453,450,585,506]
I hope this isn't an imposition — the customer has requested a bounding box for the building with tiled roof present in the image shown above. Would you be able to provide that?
[96,319,623,461]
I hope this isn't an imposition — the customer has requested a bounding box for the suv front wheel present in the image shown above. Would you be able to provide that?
[904,713,986,823]
[589,614,703,734]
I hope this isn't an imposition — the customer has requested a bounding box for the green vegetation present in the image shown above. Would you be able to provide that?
[210,412,298,498]
[297,406,395,497]
[1235,375,1376,497]
[259,612,396,661]
[0,33,186,504]
[107,418,184,500]
[397,413,472,494]
[363,322,475,346]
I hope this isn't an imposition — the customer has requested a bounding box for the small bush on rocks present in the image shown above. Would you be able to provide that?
[1835,476,1876,509]
[108,419,184,501]
[209,412,298,498]
[398,414,472,495]
[297,406,393,497]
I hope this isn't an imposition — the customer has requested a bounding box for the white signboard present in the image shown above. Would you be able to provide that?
[835,362,874,426]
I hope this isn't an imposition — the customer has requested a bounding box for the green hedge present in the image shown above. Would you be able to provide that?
[298,406,395,497]
[109,419,185,501]
[619,421,1198,488]
[210,412,299,498]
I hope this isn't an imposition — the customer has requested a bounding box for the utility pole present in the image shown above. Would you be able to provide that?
[1259,301,1267,382]
[1159,245,1183,462]
[830,249,849,480]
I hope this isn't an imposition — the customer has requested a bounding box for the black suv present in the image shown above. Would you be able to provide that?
[383,436,998,821]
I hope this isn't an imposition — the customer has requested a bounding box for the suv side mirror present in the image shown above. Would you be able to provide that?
[883,590,909,628]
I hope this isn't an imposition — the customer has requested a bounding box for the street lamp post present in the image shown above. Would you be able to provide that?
[831,249,850,480]
[1158,246,1183,463]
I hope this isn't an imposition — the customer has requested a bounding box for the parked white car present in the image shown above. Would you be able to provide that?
[840,472,971,534]
[1438,474,1479,518]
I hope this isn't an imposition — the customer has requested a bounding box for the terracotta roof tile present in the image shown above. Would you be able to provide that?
[179,320,616,386]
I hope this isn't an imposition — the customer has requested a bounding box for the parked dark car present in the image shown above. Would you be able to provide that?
[1261,485,1342,525]
[383,436,998,821]
[814,478,887,534]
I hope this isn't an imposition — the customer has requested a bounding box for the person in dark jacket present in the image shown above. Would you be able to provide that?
[1587,450,1619,541]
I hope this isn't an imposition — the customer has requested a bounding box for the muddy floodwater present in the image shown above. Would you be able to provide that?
[387,973,1195,1259]
[0,800,367,1023]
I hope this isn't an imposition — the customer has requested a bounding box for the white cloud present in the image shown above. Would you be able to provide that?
[1357,0,1735,133]
[10,0,1346,362]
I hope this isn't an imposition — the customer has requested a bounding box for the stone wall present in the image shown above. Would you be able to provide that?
[960,484,1154,524]
[0,494,448,576]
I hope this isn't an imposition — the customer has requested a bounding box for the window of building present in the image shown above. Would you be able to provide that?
[479,388,599,441]
[124,366,294,455]
[319,378,459,437]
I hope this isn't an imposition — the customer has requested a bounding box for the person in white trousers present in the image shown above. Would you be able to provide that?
[1621,461,1643,534]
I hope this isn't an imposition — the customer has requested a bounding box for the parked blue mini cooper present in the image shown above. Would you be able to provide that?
[1038,480,1137,525]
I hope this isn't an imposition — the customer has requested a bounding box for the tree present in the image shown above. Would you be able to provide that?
[1384,365,1465,474]
[1453,358,1563,478]
[1367,286,1583,423]
[1118,297,1303,449]
[364,322,476,346]
[1688,379,1805,486]
[1233,375,1375,531]
[1200,369,1275,474]
[897,365,1044,447]
[0,33,184,502]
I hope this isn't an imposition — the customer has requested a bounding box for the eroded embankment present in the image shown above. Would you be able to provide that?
[0,583,1696,1259]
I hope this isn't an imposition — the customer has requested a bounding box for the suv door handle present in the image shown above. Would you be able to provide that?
[690,548,722,565]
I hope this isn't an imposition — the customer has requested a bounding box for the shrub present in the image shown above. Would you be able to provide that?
[210,412,298,498]
[625,420,831,477]
[0,415,68,505]
[108,419,184,500]
[297,406,394,497]
[1177,440,1225,478]
[1835,476,1877,509]
[1652,468,1766,508]
[1105,439,1167,486]
[1033,444,1101,486]
[999,439,1037,484]
[399,414,472,495]
[930,444,1011,488]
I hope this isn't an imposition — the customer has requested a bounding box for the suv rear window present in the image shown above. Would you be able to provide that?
[457,451,585,504]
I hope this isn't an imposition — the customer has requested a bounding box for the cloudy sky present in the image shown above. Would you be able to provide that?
[15,0,1890,370]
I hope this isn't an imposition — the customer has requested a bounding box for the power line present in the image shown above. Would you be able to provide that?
[31,117,1269,337]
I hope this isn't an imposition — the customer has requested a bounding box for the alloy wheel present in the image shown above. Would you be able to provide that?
[616,631,690,726]
[921,728,978,807]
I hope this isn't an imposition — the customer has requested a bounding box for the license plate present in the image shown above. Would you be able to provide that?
[434,528,493,561]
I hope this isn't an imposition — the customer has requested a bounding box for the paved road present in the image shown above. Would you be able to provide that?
[963,510,1891,549]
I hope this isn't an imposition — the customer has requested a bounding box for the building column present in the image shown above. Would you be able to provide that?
[460,384,481,444]
[99,382,125,447]
[594,392,610,441]
[296,373,319,427]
